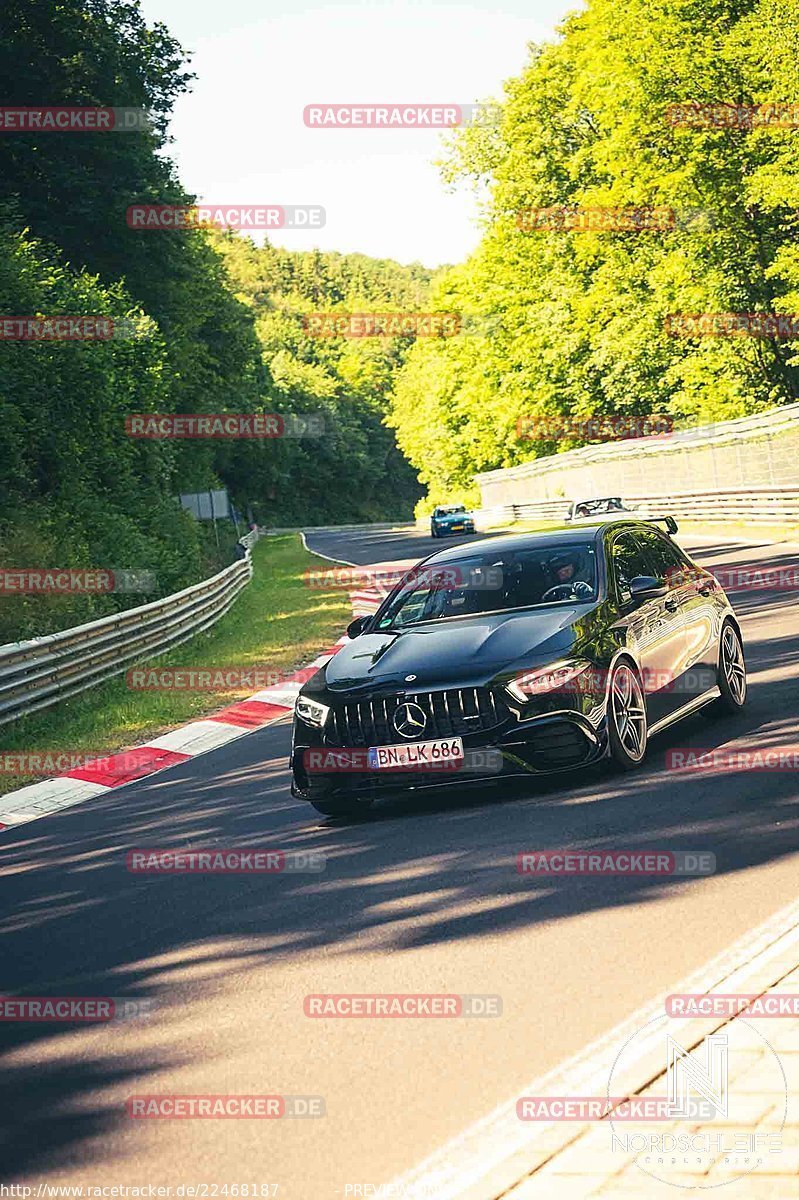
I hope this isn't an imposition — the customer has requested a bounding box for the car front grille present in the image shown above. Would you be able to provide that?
[328,687,509,747]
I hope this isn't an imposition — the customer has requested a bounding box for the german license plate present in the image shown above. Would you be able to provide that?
[367,737,464,770]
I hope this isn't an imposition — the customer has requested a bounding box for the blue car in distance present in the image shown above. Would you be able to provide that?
[430,504,476,538]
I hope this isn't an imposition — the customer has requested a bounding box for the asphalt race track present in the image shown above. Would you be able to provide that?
[1,524,798,1196]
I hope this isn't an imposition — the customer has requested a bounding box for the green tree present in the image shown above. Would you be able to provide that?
[391,0,799,507]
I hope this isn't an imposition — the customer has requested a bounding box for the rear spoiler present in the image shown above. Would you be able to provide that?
[643,514,679,535]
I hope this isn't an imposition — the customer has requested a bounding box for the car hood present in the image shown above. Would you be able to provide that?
[434,513,471,523]
[324,606,591,692]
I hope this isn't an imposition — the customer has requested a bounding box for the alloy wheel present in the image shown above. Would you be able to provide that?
[610,663,647,762]
[721,624,747,706]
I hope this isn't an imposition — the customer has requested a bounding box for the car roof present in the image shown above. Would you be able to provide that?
[424,518,667,563]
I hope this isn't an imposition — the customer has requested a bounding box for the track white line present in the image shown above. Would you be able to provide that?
[386,893,799,1200]
[300,529,358,567]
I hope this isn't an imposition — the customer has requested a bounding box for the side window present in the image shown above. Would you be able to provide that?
[380,583,439,628]
[637,530,689,585]
[609,533,651,600]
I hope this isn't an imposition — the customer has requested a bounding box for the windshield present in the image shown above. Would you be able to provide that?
[575,498,624,515]
[435,505,466,516]
[377,542,598,630]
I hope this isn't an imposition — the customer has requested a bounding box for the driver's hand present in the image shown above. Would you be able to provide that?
[542,580,592,601]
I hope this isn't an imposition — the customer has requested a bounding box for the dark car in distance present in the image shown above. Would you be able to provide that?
[291,519,747,816]
[430,504,475,538]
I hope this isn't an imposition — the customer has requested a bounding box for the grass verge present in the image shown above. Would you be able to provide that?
[0,535,352,797]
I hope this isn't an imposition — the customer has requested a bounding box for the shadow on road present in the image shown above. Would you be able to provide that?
[1,542,798,1179]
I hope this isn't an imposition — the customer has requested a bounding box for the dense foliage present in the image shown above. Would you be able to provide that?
[213,236,429,525]
[389,0,799,510]
[0,0,425,636]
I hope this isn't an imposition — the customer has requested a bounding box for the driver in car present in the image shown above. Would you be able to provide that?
[544,552,594,600]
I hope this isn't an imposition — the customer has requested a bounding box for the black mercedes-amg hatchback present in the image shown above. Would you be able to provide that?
[291,519,746,816]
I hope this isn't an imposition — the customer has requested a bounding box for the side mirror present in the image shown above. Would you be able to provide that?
[346,615,372,639]
[629,575,667,602]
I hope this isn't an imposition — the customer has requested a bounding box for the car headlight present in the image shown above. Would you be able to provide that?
[506,660,596,702]
[295,696,331,728]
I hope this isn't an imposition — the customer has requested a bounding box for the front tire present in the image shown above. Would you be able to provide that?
[713,621,747,714]
[607,661,648,770]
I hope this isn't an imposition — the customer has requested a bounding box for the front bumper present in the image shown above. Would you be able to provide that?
[290,700,608,801]
[432,522,475,535]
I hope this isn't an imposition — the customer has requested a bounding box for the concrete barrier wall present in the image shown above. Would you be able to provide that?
[475,404,799,507]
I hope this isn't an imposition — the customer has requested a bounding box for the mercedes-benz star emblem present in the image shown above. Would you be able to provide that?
[393,701,428,739]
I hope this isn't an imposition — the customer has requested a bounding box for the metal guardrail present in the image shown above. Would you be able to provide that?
[630,488,799,524]
[472,488,799,527]
[0,529,260,728]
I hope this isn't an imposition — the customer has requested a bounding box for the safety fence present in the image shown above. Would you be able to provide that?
[0,529,259,727]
